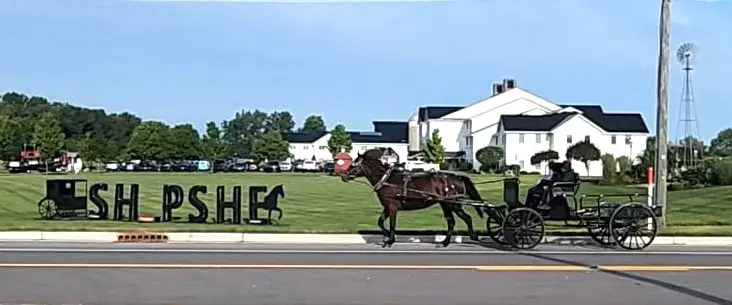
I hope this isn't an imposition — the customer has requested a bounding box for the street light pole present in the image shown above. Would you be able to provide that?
[655,0,671,228]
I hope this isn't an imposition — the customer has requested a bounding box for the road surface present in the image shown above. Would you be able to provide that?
[1,242,731,305]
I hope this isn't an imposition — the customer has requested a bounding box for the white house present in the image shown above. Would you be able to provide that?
[286,121,410,162]
[408,78,649,176]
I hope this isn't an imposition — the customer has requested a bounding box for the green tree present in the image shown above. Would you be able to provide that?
[267,111,295,133]
[201,121,228,159]
[299,115,327,133]
[126,121,173,161]
[475,146,504,173]
[169,124,201,159]
[327,124,352,155]
[252,129,291,161]
[565,140,601,175]
[33,112,66,171]
[530,150,559,165]
[422,129,446,164]
[616,155,632,174]
[710,128,732,157]
[222,110,269,157]
[0,115,23,161]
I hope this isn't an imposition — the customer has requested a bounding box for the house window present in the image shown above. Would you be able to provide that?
[519,160,524,169]
[361,146,368,151]
[466,136,473,146]
[611,136,616,145]
[289,145,295,150]
[535,134,541,143]
[566,135,572,144]
[535,163,541,170]
[584,135,590,143]
[303,145,309,150]
[519,134,524,143]
[319,146,327,150]
[502,134,506,145]
[625,136,632,145]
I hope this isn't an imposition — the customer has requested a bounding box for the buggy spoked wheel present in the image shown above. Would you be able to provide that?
[609,203,658,250]
[502,207,545,250]
[486,208,507,245]
[38,197,58,220]
[587,224,614,246]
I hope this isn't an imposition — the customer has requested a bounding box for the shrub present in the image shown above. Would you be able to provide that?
[600,154,617,185]
[616,156,632,174]
[708,159,732,186]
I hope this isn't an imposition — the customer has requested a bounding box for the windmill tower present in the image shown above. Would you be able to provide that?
[674,42,702,169]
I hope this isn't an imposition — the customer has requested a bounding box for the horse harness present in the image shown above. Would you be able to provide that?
[372,165,462,201]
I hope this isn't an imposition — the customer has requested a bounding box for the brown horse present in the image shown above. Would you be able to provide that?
[341,148,485,247]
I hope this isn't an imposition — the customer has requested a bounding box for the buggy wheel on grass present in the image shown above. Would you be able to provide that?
[609,203,658,250]
[38,197,57,220]
[502,207,545,250]
[485,208,507,245]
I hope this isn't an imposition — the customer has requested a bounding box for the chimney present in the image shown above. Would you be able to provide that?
[503,78,516,90]
[492,83,505,95]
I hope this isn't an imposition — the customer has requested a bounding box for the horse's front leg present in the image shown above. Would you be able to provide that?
[377,209,389,237]
[384,207,397,248]
[439,204,455,247]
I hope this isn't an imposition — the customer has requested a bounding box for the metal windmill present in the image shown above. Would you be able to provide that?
[674,42,702,169]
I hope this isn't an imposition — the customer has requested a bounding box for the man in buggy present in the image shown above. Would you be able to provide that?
[525,160,576,210]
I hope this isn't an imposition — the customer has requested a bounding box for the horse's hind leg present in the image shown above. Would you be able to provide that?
[439,204,455,247]
[453,206,478,241]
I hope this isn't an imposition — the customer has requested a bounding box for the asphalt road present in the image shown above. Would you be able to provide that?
[1,242,732,305]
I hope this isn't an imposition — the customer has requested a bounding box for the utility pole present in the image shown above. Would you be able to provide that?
[655,0,671,227]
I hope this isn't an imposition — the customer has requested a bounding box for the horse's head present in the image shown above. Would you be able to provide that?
[341,149,388,183]
[272,184,285,198]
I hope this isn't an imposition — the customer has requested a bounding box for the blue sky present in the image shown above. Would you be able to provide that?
[0,0,729,141]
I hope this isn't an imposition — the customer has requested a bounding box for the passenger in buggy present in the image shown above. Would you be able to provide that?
[526,160,574,210]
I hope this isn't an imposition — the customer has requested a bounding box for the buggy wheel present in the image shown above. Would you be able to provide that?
[38,197,58,220]
[587,224,614,246]
[485,208,507,245]
[502,207,545,250]
[609,203,658,250]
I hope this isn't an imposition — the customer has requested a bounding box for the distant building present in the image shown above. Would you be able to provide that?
[408,78,649,176]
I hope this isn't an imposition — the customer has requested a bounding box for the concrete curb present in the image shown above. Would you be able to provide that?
[0,231,731,246]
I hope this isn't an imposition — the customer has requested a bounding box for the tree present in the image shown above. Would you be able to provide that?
[126,121,173,161]
[267,111,295,133]
[169,124,201,159]
[0,115,22,161]
[475,146,504,173]
[327,124,352,155]
[299,115,327,133]
[201,121,228,159]
[33,111,66,171]
[530,150,559,165]
[601,153,617,184]
[422,129,446,164]
[252,129,291,161]
[222,110,269,157]
[565,140,601,175]
[710,128,732,157]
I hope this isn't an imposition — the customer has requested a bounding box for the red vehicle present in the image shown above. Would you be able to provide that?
[19,144,41,171]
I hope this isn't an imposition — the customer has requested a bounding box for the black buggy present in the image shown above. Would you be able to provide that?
[37,179,89,220]
[482,175,663,251]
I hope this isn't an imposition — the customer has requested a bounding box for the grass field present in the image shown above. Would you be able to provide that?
[0,172,731,235]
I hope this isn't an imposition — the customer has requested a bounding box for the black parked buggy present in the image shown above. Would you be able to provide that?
[479,175,663,251]
[37,179,89,220]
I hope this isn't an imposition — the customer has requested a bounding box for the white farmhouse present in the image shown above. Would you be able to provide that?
[285,121,409,162]
[408,79,649,176]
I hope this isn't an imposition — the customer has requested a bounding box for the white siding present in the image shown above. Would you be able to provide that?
[421,119,464,152]
[351,143,409,162]
[289,134,332,161]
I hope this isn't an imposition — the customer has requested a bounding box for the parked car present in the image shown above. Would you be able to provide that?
[279,161,292,171]
[263,161,281,172]
[7,160,23,173]
[228,161,249,172]
[403,160,440,172]
[295,160,319,172]
[322,161,335,174]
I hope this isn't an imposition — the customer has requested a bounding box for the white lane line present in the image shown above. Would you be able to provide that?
[1,248,732,255]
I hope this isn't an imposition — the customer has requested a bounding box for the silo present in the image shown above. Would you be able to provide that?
[408,112,420,152]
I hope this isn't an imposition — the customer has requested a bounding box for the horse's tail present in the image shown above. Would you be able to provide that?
[458,176,485,219]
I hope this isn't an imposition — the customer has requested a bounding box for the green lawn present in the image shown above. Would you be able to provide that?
[0,172,731,235]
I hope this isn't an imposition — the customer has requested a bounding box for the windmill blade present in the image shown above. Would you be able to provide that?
[676,42,698,65]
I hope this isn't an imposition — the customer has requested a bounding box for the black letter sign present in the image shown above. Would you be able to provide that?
[88,183,109,220]
[187,185,209,223]
[161,184,184,222]
[216,186,241,224]
[247,186,267,224]
[113,183,139,222]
